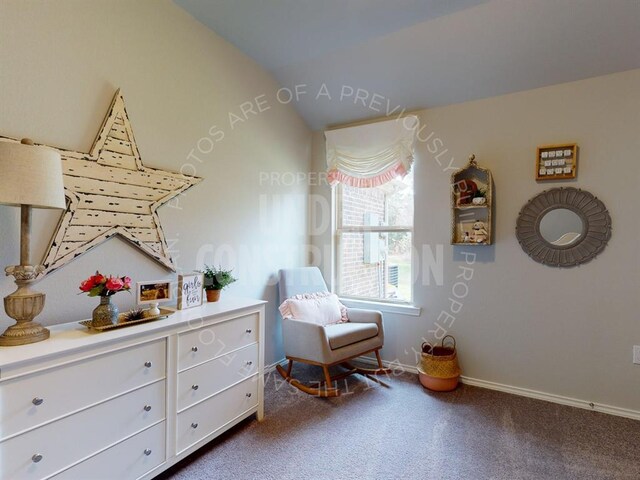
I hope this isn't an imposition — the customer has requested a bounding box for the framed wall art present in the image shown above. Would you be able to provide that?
[177,273,204,310]
[536,143,577,181]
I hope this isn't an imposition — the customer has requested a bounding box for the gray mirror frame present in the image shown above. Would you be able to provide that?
[516,187,612,267]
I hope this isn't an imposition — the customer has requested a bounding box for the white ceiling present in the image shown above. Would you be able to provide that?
[176,0,640,130]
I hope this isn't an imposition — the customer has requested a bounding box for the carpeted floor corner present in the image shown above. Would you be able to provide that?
[157,365,640,480]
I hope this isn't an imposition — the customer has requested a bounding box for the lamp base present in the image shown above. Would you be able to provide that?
[0,265,49,347]
[0,319,50,346]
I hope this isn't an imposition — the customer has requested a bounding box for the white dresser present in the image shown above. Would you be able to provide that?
[0,298,266,480]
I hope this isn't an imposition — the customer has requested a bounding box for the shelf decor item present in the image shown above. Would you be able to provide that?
[418,335,461,392]
[200,265,237,302]
[451,154,494,245]
[177,273,204,310]
[79,272,132,327]
[0,138,66,346]
[79,307,174,331]
[136,280,173,315]
[536,143,577,181]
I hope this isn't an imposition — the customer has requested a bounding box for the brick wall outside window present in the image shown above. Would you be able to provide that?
[339,185,386,298]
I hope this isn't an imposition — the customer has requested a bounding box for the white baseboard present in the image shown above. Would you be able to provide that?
[265,358,286,374]
[357,356,640,421]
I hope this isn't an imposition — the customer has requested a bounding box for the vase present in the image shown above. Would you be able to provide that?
[206,289,221,302]
[92,296,118,327]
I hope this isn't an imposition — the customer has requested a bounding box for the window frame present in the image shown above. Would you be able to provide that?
[333,181,414,305]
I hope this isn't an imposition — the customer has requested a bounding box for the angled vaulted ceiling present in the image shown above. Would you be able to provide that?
[176,0,640,130]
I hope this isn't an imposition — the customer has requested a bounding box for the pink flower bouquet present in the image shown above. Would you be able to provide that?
[79,271,132,297]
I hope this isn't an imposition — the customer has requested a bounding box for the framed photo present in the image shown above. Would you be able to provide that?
[177,273,204,310]
[535,143,578,181]
[136,280,172,305]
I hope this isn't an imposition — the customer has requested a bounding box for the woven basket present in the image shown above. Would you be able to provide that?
[419,335,461,379]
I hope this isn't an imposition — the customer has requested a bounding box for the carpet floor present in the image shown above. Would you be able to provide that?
[158,365,639,480]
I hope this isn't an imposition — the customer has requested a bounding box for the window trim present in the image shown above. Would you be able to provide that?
[340,297,422,317]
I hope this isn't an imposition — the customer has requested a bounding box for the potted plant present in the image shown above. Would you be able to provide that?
[200,265,237,302]
[472,188,487,205]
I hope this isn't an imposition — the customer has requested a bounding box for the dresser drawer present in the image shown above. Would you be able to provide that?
[53,421,166,480]
[0,380,165,480]
[178,312,258,371]
[0,339,165,440]
[178,342,258,412]
[176,375,258,453]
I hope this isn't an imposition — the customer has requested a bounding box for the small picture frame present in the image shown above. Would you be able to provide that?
[536,143,578,181]
[177,273,204,310]
[136,280,172,315]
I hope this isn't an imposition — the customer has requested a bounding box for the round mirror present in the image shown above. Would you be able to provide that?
[539,208,583,246]
[516,187,612,267]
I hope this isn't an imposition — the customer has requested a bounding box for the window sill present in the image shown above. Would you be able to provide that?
[339,298,422,317]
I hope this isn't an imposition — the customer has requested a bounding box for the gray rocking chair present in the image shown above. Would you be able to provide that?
[276,267,391,397]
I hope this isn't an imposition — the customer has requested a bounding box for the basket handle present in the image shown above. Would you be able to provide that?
[421,341,433,354]
[441,335,456,351]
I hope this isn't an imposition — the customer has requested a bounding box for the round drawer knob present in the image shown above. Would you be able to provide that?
[191,422,198,429]
[191,384,199,391]
[144,405,152,412]
[191,346,198,352]
[144,361,152,368]
[32,454,43,463]
[246,361,253,366]
[245,329,252,333]
[32,397,44,406]
[144,449,152,456]
[246,393,252,398]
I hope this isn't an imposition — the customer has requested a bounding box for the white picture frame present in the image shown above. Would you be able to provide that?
[177,273,204,310]
[136,280,173,315]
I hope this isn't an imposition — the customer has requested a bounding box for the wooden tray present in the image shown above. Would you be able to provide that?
[80,308,175,331]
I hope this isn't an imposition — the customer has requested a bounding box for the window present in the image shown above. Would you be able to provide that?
[335,170,414,303]
[325,115,418,304]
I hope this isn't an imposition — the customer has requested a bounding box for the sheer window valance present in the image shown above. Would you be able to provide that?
[325,115,418,188]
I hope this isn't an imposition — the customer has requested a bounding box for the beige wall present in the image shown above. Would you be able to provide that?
[312,69,640,411]
[0,0,311,364]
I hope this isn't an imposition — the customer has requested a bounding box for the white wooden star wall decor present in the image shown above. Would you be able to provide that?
[1,90,202,275]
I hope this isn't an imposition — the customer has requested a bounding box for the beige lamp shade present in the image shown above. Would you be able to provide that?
[0,140,66,209]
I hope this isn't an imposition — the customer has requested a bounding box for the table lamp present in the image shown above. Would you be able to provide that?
[0,138,66,346]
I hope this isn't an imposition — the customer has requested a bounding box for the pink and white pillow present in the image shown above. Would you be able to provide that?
[279,292,348,326]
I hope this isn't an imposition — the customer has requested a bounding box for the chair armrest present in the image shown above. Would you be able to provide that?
[282,317,331,363]
[347,308,382,326]
[347,308,384,343]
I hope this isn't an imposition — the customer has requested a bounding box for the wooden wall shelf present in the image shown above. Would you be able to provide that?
[451,155,494,245]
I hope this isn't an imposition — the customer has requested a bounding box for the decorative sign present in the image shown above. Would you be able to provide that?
[0,89,202,276]
[177,273,204,310]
